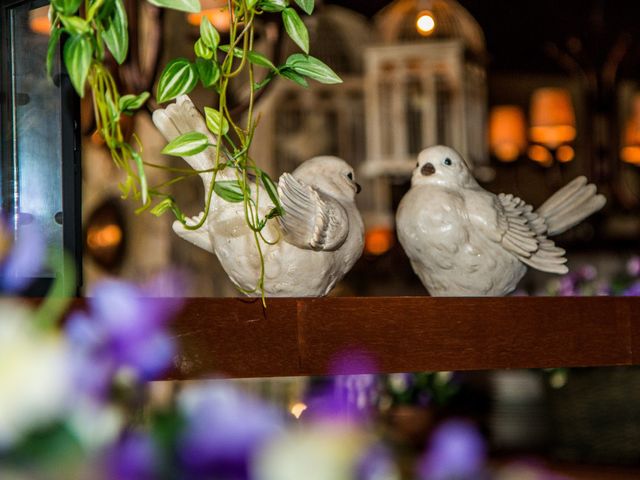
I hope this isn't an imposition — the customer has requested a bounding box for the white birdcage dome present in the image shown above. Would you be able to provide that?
[375,0,486,60]
[280,5,377,76]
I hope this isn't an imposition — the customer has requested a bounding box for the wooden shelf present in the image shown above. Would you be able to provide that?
[163,296,640,380]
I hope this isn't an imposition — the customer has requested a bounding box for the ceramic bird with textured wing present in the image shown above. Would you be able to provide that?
[396,145,606,296]
[152,95,364,297]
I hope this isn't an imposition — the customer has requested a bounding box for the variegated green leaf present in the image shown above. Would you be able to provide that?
[101,0,128,64]
[282,7,308,53]
[146,0,200,13]
[63,35,93,96]
[204,107,229,136]
[161,131,210,156]
[156,58,198,103]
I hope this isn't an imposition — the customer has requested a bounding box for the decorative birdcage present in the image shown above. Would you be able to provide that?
[362,0,488,178]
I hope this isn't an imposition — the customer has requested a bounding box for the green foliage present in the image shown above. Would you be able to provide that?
[47,0,336,301]
[282,7,309,53]
[101,0,129,64]
[63,35,92,96]
[146,0,201,13]
[161,132,210,156]
[214,180,245,203]
[156,58,198,103]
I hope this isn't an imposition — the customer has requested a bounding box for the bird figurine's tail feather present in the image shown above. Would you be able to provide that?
[536,176,606,236]
[152,95,228,193]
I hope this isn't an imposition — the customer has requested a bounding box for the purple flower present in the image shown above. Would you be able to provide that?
[355,443,399,480]
[65,278,181,397]
[627,257,640,277]
[304,352,380,423]
[105,431,158,480]
[0,220,45,293]
[177,382,282,480]
[577,264,597,282]
[418,420,487,480]
[623,281,640,297]
[558,274,578,296]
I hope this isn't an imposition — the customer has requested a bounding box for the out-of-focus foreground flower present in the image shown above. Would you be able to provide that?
[0,220,45,293]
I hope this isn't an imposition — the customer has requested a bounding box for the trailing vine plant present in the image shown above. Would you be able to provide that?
[47,0,342,299]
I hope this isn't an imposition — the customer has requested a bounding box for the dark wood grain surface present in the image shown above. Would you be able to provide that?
[157,296,640,380]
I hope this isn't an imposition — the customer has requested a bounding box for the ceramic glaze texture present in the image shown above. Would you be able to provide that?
[396,145,606,296]
[152,96,364,297]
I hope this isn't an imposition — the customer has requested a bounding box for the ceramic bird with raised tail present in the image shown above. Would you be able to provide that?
[152,95,364,297]
[396,145,606,296]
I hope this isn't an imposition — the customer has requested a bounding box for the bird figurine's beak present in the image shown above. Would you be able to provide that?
[421,163,436,176]
[356,183,362,194]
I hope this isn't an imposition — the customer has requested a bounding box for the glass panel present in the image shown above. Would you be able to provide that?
[5,1,62,279]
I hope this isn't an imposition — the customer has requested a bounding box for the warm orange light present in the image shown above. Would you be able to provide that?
[187,6,231,31]
[489,106,527,162]
[621,146,640,165]
[416,10,435,36]
[529,88,576,148]
[87,224,123,249]
[290,402,307,419]
[528,144,553,167]
[556,145,575,163]
[621,95,640,166]
[29,5,51,36]
[365,227,394,256]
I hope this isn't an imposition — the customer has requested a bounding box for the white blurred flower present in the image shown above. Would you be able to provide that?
[0,300,72,448]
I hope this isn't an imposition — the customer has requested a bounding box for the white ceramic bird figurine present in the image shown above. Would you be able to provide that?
[396,145,607,296]
[152,95,364,297]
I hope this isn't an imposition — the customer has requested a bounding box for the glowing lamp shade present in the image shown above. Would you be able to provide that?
[489,106,527,162]
[29,5,51,36]
[365,226,394,256]
[621,95,640,165]
[529,88,576,149]
[416,10,436,36]
[556,145,575,163]
[187,0,231,31]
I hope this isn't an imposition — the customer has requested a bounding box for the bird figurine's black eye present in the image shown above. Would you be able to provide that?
[444,158,452,166]
[347,172,353,180]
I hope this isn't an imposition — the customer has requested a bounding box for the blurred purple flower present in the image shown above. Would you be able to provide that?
[356,443,398,480]
[418,420,487,480]
[627,257,640,278]
[65,279,181,397]
[105,431,158,480]
[558,274,578,296]
[304,351,380,423]
[623,281,640,297]
[0,221,45,293]
[177,382,282,480]
[577,264,597,282]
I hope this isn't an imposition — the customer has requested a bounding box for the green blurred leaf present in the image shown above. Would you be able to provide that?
[246,0,259,9]
[119,92,150,113]
[151,197,174,216]
[194,38,214,59]
[285,53,342,84]
[260,171,283,214]
[60,15,90,34]
[214,180,244,203]
[46,28,63,78]
[156,58,198,103]
[63,35,93,96]
[259,0,288,12]
[278,67,308,88]
[200,16,220,50]
[247,50,277,71]
[131,150,148,205]
[101,0,128,64]
[294,0,313,14]
[204,106,229,136]
[146,0,201,13]
[282,7,309,53]
[52,0,82,16]
[161,131,210,156]
[195,58,221,87]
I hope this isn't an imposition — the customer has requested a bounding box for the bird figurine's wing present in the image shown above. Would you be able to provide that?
[277,173,349,251]
[494,193,568,274]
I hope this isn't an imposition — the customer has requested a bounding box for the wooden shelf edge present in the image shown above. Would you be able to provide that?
[160,296,640,380]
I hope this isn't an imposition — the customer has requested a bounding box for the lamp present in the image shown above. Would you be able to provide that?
[187,0,231,31]
[489,106,527,162]
[621,95,640,165]
[529,88,576,149]
[416,10,436,36]
[29,5,50,36]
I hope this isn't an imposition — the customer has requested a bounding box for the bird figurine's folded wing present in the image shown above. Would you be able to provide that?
[495,194,568,274]
[277,173,349,251]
